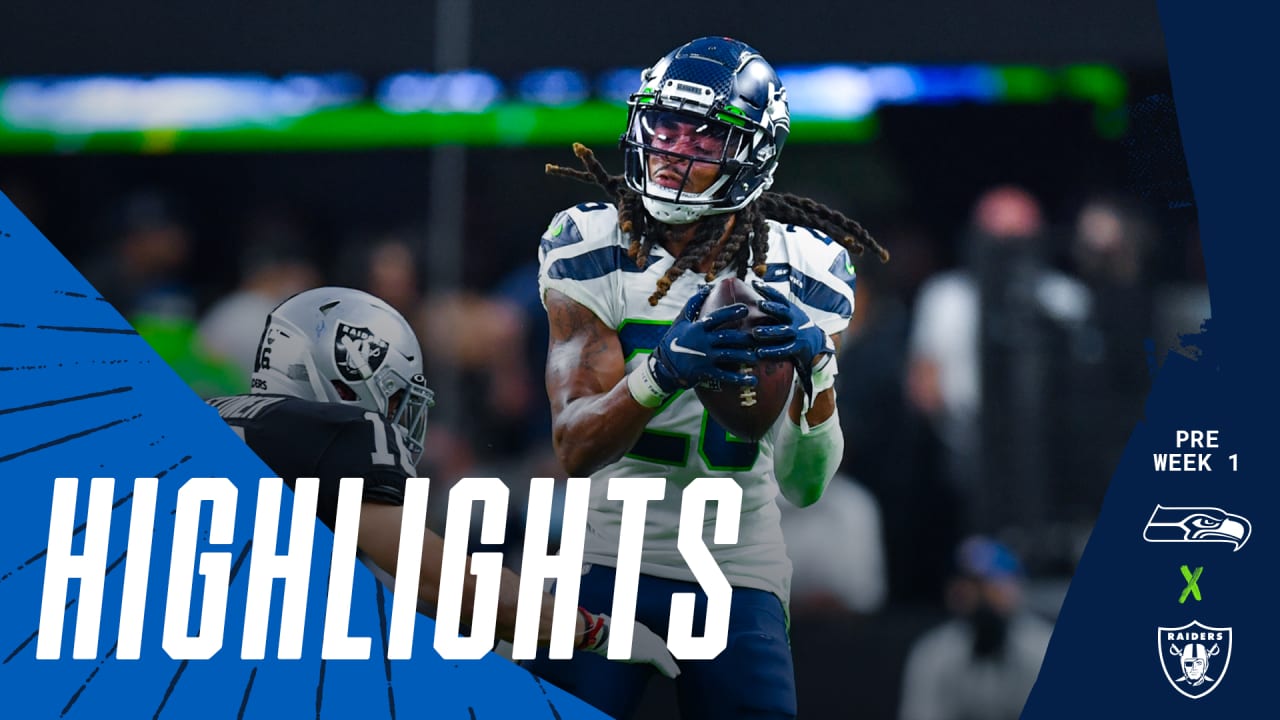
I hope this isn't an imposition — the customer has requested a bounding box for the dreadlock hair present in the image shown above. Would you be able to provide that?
[546,143,890,305]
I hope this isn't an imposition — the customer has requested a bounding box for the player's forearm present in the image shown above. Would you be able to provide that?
[485,570,589,648]
[553,379,658,476]
[378,529,518,641]
[406,547,563,648]
[486,565,525,645]
[774,404,843,507]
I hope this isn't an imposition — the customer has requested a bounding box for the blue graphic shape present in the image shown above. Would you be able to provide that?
[0,192,605,719]
[1024,3,1272,715]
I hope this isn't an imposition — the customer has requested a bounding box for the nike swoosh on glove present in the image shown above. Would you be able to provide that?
[576,608,680,678]
[647,284,759,392]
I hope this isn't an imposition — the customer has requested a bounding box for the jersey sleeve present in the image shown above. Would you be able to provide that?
[311,415,413,527]
[537,204,625,328]
[774,224,858,337]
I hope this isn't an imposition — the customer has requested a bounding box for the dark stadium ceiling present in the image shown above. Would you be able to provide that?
[3,0,1168,76]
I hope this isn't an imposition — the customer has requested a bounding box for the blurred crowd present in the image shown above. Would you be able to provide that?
[4,166,1207,717]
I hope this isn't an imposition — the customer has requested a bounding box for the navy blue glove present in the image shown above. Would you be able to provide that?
[649,285,759,392]
[752,281,834,399]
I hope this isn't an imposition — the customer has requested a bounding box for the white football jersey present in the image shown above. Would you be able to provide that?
[537,202,856,603]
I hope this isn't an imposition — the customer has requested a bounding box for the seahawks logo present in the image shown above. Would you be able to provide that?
[334,322,388,381]
[1143,505,1251,551]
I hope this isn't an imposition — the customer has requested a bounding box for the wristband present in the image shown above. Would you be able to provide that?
[811,352,839,395]
[575,607,609,651]
[801,353,839,415]
[627,356,674,408]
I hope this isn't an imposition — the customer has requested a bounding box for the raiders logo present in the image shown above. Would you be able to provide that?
[334,321,388,381]
[1158,620,1232,699]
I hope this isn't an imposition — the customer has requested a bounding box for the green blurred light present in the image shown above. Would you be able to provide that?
[1063,65,1128,140]
[997,66,1056,103]
[791,115,879,143]
[0,63,1128,154]
[0,101,878,153]
[1063,65,1128,107]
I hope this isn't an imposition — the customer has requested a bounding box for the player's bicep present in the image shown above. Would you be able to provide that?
[543,288,625,414]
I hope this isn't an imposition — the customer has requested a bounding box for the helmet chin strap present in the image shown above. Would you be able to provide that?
[642,196,712,224]
[640,177,765,225]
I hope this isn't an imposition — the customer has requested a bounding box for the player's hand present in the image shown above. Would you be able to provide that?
[752,281,834,399]
[576,609,681,678]
[648,285,758,391]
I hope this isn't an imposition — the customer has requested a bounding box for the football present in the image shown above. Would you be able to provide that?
[694,277,795,442]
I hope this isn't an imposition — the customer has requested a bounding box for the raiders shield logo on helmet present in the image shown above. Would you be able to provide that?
[1158,620,1232,699]
[334,321,389,381]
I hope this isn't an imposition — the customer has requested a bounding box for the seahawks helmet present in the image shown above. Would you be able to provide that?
[621,36,790,225]
[251,286,434,461]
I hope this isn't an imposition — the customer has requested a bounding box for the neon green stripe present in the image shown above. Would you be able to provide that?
[716,112,748,128]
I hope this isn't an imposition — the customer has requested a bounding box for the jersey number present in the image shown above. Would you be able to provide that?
[365,411,417,475]
[627,402,760,471]
[619,315,762,474]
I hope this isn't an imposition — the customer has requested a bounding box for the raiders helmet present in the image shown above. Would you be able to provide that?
[251,286,434,460]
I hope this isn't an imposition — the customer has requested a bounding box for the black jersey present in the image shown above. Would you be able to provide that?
[207,394,415,528]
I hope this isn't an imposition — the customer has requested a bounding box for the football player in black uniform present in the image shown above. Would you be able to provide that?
[209,286,678,676]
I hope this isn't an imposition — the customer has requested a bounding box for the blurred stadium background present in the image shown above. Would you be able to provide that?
[2,2,1203,718]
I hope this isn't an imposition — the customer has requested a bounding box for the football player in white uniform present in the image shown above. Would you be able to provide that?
[526,37,888,719]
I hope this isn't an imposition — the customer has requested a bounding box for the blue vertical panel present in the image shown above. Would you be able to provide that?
[1025,2,1272,715]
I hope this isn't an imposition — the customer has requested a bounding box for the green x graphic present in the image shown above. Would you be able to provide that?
[1179,565,1203,604]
